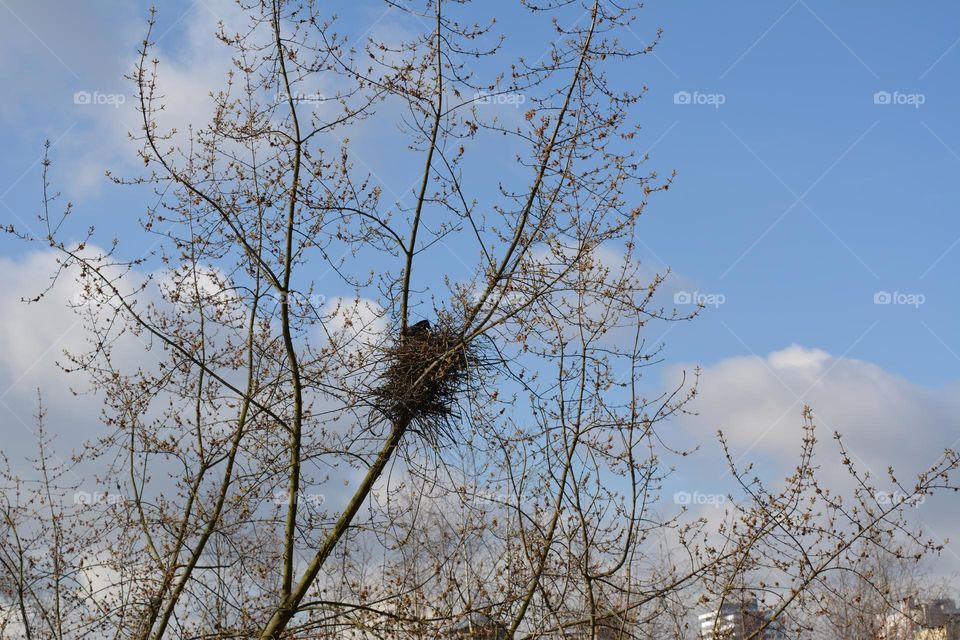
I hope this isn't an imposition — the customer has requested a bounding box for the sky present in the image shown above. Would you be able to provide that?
[1,0,959,574]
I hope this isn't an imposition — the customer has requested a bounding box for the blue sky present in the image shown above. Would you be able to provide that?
[632,2,960,388]
[1,0,959,568]
[3,1,959,386]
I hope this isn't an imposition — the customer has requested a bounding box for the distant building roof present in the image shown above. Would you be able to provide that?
[698,598,786,640]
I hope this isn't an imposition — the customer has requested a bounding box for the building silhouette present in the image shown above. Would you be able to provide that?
[698,598,786,639]
[879,596,960,640]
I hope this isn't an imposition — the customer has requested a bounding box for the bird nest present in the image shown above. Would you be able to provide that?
[372,320,481,442]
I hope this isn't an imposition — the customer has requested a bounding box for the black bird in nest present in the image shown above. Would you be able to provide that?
[373,317,480,443]
[402,319,432,338]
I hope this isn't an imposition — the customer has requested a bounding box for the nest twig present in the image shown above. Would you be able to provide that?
[371,320,480,442]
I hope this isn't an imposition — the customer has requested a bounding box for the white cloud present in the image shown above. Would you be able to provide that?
[0,251,84,379]
[320,295,388,345]
[0,1,249,197]
[669,344,959,473]
[665,344,960,571]
[0,248,154,476]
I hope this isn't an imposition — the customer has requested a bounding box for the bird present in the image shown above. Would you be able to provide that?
[402,319,432,338]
